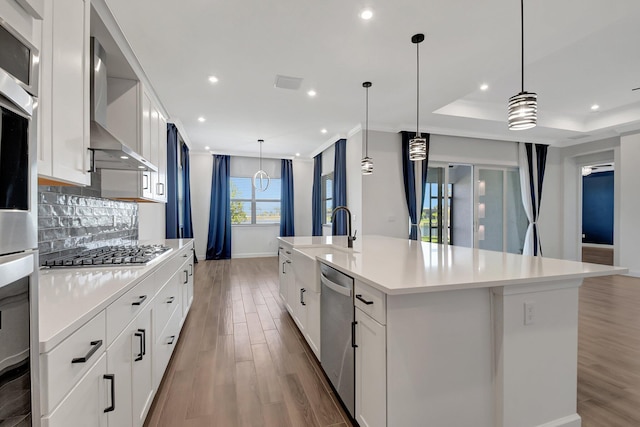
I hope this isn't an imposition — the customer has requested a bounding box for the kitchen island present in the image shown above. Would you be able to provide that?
[278,235,626,427]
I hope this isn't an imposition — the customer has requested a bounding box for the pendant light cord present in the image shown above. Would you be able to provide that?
[259,140,263,170]
[416,40,420,137]
[521,0,524,93]
[365,86,369,156]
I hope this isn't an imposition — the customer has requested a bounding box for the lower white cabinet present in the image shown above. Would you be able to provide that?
[106,304,153,427]
[355,307,386,427]
[41,354,108,427]
[181,257,194,318]
[304,289,320,358]
[278,250,293,313]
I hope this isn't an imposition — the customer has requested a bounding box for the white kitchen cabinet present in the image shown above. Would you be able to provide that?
[38,0,91,186]
[278,247,294,313]
[304,288,320,358]
[41,353,108,427]
[106,304,153,427]
[181,256,194,318]
[101,84,166,202]
[355,307,386,427]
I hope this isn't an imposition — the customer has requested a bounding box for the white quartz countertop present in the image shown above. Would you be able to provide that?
[38,239,193,353]
[280,236,627,295]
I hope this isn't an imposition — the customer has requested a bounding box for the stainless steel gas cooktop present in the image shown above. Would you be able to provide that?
[42,244,172,268]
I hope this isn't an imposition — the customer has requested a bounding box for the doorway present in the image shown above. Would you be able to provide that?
[581,163,614,265]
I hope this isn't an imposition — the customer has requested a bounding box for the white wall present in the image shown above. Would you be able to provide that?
[619,133,640,276]
[362,131,407,238]
[231,225,280,258]
[293,159,313,237]
[346,132,363,237]
[137,203,166,241]
[430,135,518,167]
[190,153,213,259]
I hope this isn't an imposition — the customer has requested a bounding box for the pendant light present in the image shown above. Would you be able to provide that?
[253,139,270,192]
[409,33,427,161]
[361,81,373,175]
[508,0,537,130]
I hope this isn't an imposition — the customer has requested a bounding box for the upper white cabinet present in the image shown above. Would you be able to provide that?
[38,0,91,186]
[101,82,167,202]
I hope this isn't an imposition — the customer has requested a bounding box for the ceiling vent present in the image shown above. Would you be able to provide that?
[274,75,303,90]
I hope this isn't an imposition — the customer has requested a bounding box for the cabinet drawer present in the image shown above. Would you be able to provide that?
[40,311,106,415]
[355,280,386,325]
[42,353,108,427]
[106,275,157,346]
[278,241,293,257]
[153,300,182,388]
[153,273,181,341]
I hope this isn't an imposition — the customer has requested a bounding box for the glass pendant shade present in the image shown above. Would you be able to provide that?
[508,91,537,130]
[361,156,373,175]
[409,135,427,161]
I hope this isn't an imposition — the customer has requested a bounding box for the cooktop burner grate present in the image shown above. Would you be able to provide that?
[42,244,172,268]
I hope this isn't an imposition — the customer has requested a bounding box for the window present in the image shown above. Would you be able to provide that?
[230,176,281,224]
[421,167,453,244]
[321,172,334,224]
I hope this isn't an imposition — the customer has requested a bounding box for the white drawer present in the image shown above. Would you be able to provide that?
[105,275,157,347]
[153,300,182,388]
[354,280,386,325]
[40,311,106,415]
[278,241,293,257]
[153,272,181,341]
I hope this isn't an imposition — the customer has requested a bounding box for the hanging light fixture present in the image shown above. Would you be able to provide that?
[361,81,373,175]
[409,33,427,161]
[508,0,537,130]
[253,139,270,192]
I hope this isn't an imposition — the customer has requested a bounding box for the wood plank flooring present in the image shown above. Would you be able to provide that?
[144,258,352,427]
[582,246,614,266]
[146,257,640,427]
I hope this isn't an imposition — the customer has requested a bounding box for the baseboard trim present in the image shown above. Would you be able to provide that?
[536,414,581,427]
[232,252,277,259]
[625,270,640,278]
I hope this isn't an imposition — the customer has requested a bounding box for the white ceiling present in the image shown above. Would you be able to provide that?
[104,0,640,158]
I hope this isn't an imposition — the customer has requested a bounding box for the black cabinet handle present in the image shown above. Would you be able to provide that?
[356,294,374,305]
[71,340,103,363]
[300,288,306,306]
[183,253,188,258]
[286,260,291,264]
[189,264,193,276]
[167,296,175,304]
[168,335,176,345]
[351,321,358,348]
[282,262,286,274]
[132,295,147,306]
[103,374,115,413]
[286,250,291,255]
[134,331,143,362]
[140,329,146,355]
[183,270,188,284]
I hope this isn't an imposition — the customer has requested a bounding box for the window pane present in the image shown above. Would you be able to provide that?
[325,200,332,224]
[230,177,252,199]
[325,178,333,199]
[256,178,281,200]
[256,201,280,223]
[231,201,251,224]
[478,169,504,251]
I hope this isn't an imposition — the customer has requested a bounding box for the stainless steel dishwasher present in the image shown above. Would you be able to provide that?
[320,262,355,418]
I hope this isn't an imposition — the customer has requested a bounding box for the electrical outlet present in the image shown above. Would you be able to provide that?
[524,301,535,325]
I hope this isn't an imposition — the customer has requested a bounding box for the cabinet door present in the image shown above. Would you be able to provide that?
[304,290,321,359]
[156,113,168,202]
[42,353,108,427]
[292,273,307,333]
[41,0,90,185]
[278,253,292,312]
[131,309,154,427]
[182,258,194,318]
[355,308,386,427]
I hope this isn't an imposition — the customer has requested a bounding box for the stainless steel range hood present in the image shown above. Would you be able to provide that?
[88,38,157,172]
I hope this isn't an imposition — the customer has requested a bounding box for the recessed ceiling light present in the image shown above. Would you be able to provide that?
[480,83,489,91]
[307,90,317,97]
[295,153,300,157]
[138,165,146,169]
[321,128,327,134]
[204,146,210,150]
[208,75,219,83]
[120,155,129,160]
[360,9,373,20]
[591,104,600,111]
[198,117,206,122]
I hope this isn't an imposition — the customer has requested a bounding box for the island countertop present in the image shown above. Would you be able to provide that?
[38,239,194,353]
[279,235,626,295]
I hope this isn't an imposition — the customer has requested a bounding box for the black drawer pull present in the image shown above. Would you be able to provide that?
[134,331,144,361]
[189,264,193,276]
[286,251,291,255]
[356,294,374,305]
[132,295,147,306]
[71,340,103,363]
[184,270,188,284]
[300,288,306,306]
[104,374,115,413]
[352,321,358,348]
[168,335,176,345]
[167,296,175,304]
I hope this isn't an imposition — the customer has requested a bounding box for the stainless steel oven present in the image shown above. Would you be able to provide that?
[0,19,40,427]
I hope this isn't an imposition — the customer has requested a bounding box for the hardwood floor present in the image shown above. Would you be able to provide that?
[582,246,614,265]
[144,258,352,427]
[147,257,640,426]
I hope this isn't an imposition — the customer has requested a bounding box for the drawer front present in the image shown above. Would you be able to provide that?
[153,272,181,341]
[40,311,106,415]
[354,280,386,325]
[106,274,157,346]
[278,241,293,257]
[153,301,182,389]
